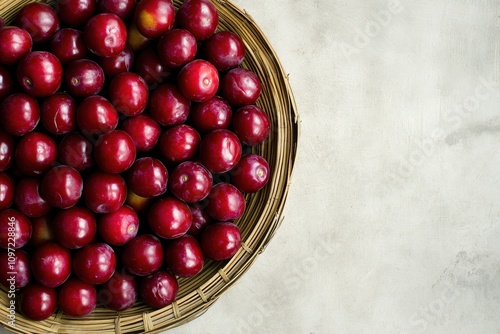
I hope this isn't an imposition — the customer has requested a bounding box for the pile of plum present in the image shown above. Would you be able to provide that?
[0,0,271,320]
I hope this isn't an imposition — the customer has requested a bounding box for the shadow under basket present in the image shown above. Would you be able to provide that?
[0,0,299,333]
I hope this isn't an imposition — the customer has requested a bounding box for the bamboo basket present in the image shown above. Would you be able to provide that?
[0,0,299,333]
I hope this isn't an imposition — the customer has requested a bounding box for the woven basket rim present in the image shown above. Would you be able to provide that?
[0,0,300,333]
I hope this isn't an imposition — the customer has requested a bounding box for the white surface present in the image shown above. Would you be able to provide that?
[167,0,500,333]
[4,0,500,333]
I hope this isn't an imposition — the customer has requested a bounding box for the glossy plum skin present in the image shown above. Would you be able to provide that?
[52,207,96,249]
[198,129,242,174]
[11,179,43,215]
[58,132,95,171]
[49,28,88,65]
[17,51,63,98]
[41,93,76,135]
[187,204,212,235]
[122,234,164,276]
[148,83,190,126]
[98,205,139,246]
[176,0,219,41]
[0,172,14,210]
[94,130,136,174]
[14,178,51,218]
[0,66,14,101]
[98,271,138,311]
[15,132,57,176]
[230,153,270,193]
[15,2,60,44]
[200,222,241,261]
[0,93,40,136]
[164,235,204,278]
[19,283,57,321]
[190,96,232,133]
[98,45,134,77]
[220,68,262,107]
[177,59,219,102]
[0,27,32,65]
[133,0,175,39]
[134,47,171,88]
[58,278,97,317]
[0,131,15,171]
[84,13,127,57]
[30,242,72,288]
[169,161,213,203]
[121,115,161,152]
[158,125,200,163]
[232,105,270,146]
[109,72,149,116]
[157,29,197,68]
[148,197,192,239]
[65,59,105,97]
[83,171,127,214]
[0,249,31,289]
[127,157,168,197]
[139,270,178,309]
[206,183,245,221]
[97,0,137,21]
[40,165,83,209]
[204,31,245,71]
[76,95,119,137]
[73,243,117,285]
[56,0,96,28]
[0,209,32,249]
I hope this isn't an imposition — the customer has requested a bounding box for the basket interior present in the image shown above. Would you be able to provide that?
[0,0,299,333]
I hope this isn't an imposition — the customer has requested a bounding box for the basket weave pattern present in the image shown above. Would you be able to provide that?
[0,0,299,332]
